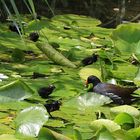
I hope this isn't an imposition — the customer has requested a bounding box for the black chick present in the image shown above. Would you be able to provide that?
[29,32,39,42]
[38,85,55,98]
[86,75,139,105]
[32,72,47,79]
[9,24,21,34]
[82,54,98,66]
[44,100,61,117]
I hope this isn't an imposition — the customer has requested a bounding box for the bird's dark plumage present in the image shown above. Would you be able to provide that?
[44,100,61,117]
[38,85,55,98]
[82,54,98,66]
[86,75,138,104]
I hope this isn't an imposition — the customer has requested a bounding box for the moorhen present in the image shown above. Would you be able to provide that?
[86,75,139,104]
[44,100,61,117]
[82,54,98,66]
[38,85,55,98]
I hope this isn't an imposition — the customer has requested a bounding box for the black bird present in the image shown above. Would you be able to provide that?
[44,100,61,117]
[29,32,39,42]
[38,85,55,98]
[9,24,21,34]
[86,75,139,104]
[32,72,47,79]
[82,54,98,66]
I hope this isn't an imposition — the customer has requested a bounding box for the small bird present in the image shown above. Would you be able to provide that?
[38,85,55,98]
[86,75,139,104]
[9,24,21,34]
[82,54,98,66]
[32,72,47,79]
[29,32,39,42]
[44,100,61,117]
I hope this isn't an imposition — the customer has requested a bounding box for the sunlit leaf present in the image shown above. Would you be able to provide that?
[15,105,48,137]
[0,80,34,103]
[79,66,101,81]
[114,113,134,130]
[134,68,140,86]
[110,105,140,117]
[125,127,140,140]
[38,127,72,140]
[63,92,111,111]
[96,127,116,140]
[111,23,140,56]
[0,134,19,140]
[90,119,121,132]
[38,128,56,140]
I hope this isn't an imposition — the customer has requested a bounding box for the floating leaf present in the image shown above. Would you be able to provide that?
[0,80,34,103]
[114,113,134,130]
[0,134,19,140]
[38,127,72,140]
[38,128,56,140]
[11,48,25,62]
[36,42,77,68]
[90,119,121,132]
[134,68,140,86]
[126,127,140,140]
[63,92,111,111]
[76,93,112,111]
[15,105,48,137]
[111,23,140,43]
[111,23,140,56]
[96,127,116,140]
[79,66,101,81]
[111,63,138,80]
[110,105,140,117]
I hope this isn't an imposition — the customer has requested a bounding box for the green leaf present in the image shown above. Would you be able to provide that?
[79,66,101,81]
[63,93,111,111]
[11,48,25,62]
[110,105,140,117]
[38,128,56,140]
[52,14,101,27]
[0,134,19,140]
[114,113,134,130]
[111,23,140,43]
[134,68,140,86]
[126,127,140,140]
[97,127,116,140]
[0,80,34,103]
[36,42,77,68]
[15,105,48,137]
[90,119,121,132]
[111,23,140,56]
[39,127,72,140]
[111,63,138,80]
[74,129,82,140]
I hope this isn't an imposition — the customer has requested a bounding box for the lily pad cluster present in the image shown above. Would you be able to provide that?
[0,14,140,139]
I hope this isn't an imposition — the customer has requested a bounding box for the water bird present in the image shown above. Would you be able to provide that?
[38,85,55,98]
[82,54,98,66]
[44,100,61,117]
[86,75,139,104]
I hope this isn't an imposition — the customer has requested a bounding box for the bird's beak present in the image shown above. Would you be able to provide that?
[85,80,89,88]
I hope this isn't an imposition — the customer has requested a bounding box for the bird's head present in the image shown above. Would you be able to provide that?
[86,75,101,87]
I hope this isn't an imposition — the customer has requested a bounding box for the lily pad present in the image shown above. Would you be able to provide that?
[63,92,112,111]
[96,127,116,140]
[0,80,34,103]
[111,23,140,56]
[110,105,140,117]
[15,105,48,137]
[0,134,19,140]
[114,113,134,130]
[79,66,101,81]
[90,119,121,132]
